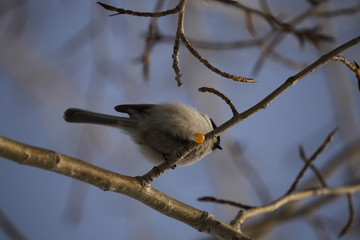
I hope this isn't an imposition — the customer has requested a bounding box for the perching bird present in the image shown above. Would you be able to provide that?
[64,102,221,166]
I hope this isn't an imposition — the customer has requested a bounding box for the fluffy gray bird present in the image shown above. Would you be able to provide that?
[64,103,222,166]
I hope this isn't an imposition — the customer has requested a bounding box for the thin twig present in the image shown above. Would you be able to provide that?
[180,34,255,83]
[97,2,180,17]
[252,2,330,74]
[317,4,360,17]
[198,196,255,210]
[332,56,360,90]
[232,184,360,228]
[98,0,255,84]
[157,32,305,70]
[172,0,255,84]
[198,87,239,116]
[141,0,166,80]
[242,140,360,236]
[211,0,284,31]
[252,33,285,74]
[355,61,360,90]
[286,128,338,195]
[332,55,358,72]
[210,36,360,145]
[299,146,327,188]
[338,194,355,237]
[171,0,186,86]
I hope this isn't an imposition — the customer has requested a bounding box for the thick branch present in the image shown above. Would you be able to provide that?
[0,136,250,240]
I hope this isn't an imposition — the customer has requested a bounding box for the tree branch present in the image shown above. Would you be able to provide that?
[141,36,360,182]
[209,35,360,139]
[232,184,360,228]
[0,136,250,240]
[198,87,239,116]
[171,0,186,86]
[97,2,180,17]
[286,128,337,194]
[179,33,256,83]
[242,140,360,237]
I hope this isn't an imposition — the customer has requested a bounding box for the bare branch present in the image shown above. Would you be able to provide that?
[156,32,306,71]
[97,2,180,17]
[252,33,284,74]
[98,0,254,84]
[140,0,166,80]
[292,26,334,49]
[198,196,255,210]
[171,0,187,86]
[141,36,360,183]
[332,55,358,72]
[252,2,332,73]
[198,87,239,116]
[232,184,360,228]
[332,56,360,90]
[338,194,355,237]
[299,146,327,188]
[286,128,337,195]
[138,37,360,182]
[0,136,250,240]
[317,4,360,17]
[211,36,360,139]
[180,34,256,83]
[242,140,360,236]
[211,0,283,31]
[171,0,255,84]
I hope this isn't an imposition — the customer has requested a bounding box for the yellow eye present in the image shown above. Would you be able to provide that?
[194,133,205,143]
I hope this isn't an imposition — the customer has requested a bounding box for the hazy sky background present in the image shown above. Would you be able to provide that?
[1,1,359,239]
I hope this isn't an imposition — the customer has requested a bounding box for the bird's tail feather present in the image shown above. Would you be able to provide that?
[64,108,132,128]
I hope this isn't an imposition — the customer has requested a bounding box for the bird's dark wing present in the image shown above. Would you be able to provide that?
[114,104,155,116]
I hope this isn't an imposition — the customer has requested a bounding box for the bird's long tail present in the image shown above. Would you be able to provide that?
[64,108,132,128]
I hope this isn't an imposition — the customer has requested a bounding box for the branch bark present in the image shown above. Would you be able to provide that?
[0,136,250,240]
[232,184,360,228]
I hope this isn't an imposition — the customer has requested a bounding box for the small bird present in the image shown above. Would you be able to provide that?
[64,102,221,166]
